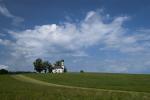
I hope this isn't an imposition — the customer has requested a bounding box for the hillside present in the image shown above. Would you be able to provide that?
[1,73,150,100]
[25,73,150,93]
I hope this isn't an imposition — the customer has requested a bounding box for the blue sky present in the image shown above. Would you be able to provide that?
[0,0,150,73]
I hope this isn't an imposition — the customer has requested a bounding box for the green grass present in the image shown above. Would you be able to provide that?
[26,73,150,93]
[1,74,150,100]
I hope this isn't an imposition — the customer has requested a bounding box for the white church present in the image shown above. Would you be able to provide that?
[52,60,65,73]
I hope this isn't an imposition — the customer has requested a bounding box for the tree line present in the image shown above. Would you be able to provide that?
[33,58,67,73]
[0,69,8,74]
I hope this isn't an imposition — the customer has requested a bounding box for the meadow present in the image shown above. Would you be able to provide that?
[0,73,150,100]
[26,73,150,93]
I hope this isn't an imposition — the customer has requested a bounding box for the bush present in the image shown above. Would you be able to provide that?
[64,68,67,73]
[0,69,8,74]
[80,70,84,73]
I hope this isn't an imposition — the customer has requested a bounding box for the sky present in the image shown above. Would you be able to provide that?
[0,0,150,73]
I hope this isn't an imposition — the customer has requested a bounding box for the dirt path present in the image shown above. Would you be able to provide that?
[11,74,150,94]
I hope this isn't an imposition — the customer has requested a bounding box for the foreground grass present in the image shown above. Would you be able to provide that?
[0,74,150,100]
[26,73,150,93]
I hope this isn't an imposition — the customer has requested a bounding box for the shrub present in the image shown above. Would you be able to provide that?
[0,69,8,74]
[64,68,67,73]
[80,70,84,73]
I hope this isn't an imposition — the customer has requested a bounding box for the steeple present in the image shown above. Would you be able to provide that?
[60,60,64,69]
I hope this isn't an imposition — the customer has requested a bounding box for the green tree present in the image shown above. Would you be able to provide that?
[0,69,8,74]
[47,63,53,73]
[80,70,84,73]
[33,58,44,73]
[64,67,67,73]
[43,61,49,73]
[55,61,61,66]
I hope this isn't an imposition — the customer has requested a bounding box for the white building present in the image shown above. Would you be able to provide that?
[52,60,64,73]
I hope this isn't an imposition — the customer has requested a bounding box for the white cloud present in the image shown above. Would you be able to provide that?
[0,4,14,18]
[0,64,8,69]
[1,10,150,73]
[7,10,146,60]
[0,38,12,46]
[70,51,88,57]
[0,3,24,26]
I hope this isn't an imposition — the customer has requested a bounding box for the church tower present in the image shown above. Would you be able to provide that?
[60,60,64,69]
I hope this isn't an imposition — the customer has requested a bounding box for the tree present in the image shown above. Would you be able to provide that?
[64,67,67,73]
[0,69,8,74]
[43,61,49,73]
[33,58,44,73]
[80,70,84,73]
[47,63,53,73]
[55,61,61,66]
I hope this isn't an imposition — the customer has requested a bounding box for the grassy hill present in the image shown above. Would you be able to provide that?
[1,73,150,100]
[26,73,150,93]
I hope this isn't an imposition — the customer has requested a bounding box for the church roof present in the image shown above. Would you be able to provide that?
[53,66,64,69]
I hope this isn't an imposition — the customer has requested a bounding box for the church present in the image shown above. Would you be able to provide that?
[52,60,65,73]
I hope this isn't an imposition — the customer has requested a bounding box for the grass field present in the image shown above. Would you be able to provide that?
[26,73,150,93]
[0,73,150,100]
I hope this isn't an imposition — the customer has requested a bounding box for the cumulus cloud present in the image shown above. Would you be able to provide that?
[0,3,24,26]
[1,10,150,72]
[8,10,133,59]
[0,64,8,69]
[0,38,12,46]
